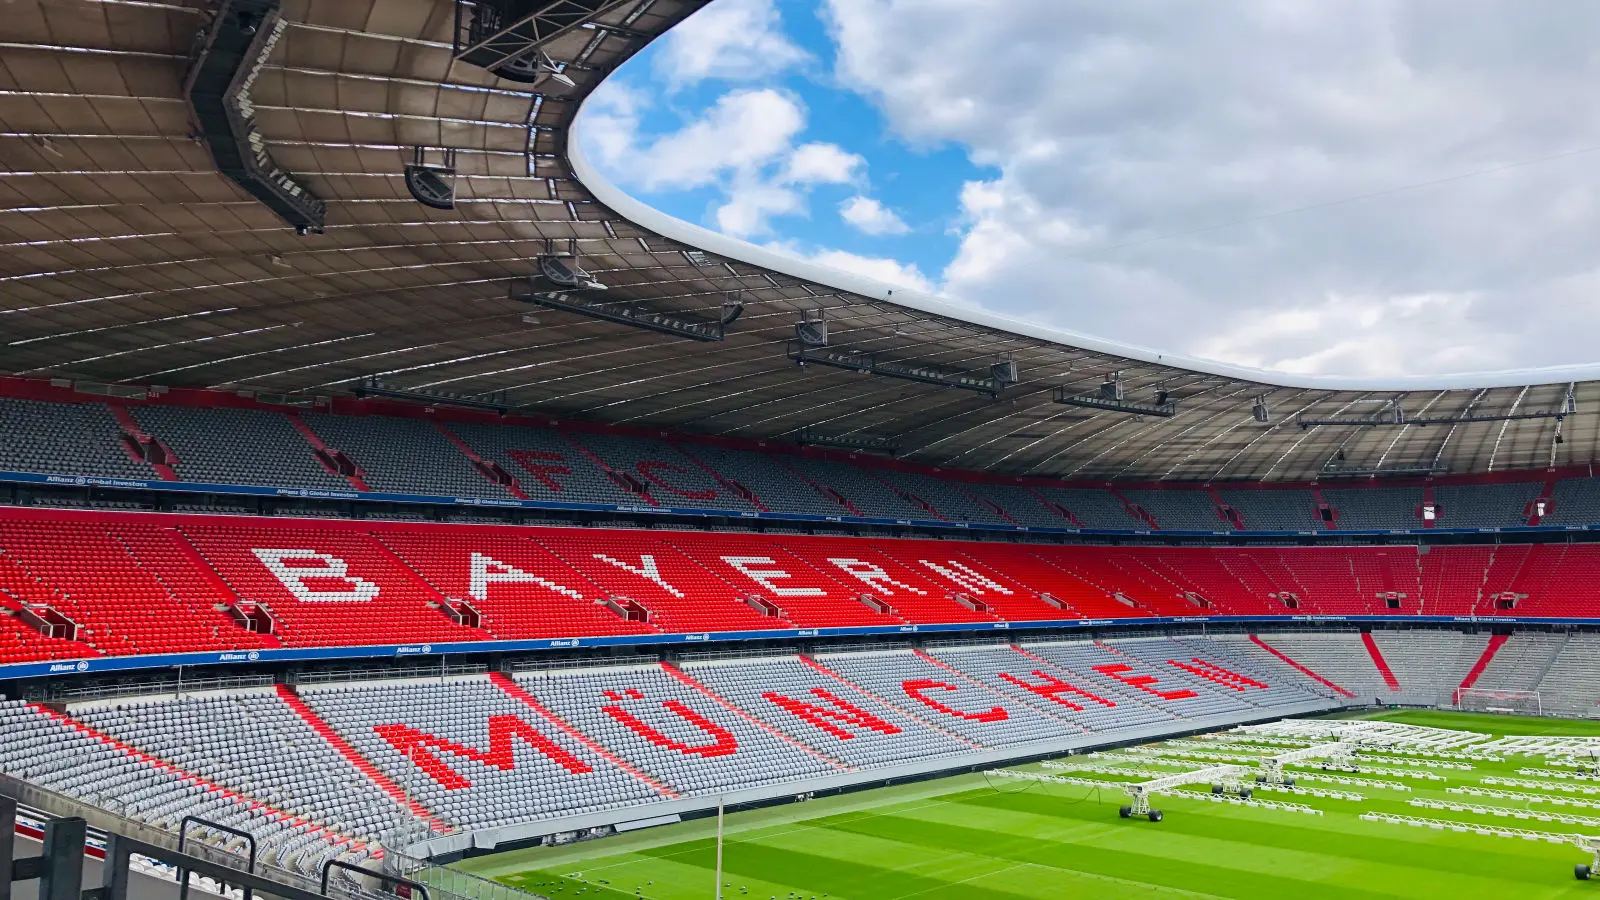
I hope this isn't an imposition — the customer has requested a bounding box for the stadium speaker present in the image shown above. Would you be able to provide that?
[795,317,829,347]
[404,165,455,210]
[1147,810,1163,822]
[1211,785,1223,794]
[1576,864,1591,880]
[1118,805,1133,819]
[1252,396,1270,422]
[494,49,576,87]
[538,255,606,291]
[1239,788,1252,800]
[990,358,1019,386]
[1256,775,1267,783]
[1284,777,1296,787]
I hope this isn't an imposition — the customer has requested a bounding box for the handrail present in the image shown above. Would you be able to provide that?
[178,815,255,900]
[322,860,428,900]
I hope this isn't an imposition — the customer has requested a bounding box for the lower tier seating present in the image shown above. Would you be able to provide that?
[0,634,1340,870]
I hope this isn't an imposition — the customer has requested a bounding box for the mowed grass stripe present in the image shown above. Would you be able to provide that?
[482,709,1600,899]
[958,785,1579,883]
[636,838,1054,900]
[818,802,1404,900]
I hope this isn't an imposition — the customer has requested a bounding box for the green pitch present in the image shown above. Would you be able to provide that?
[455,710,1600,899]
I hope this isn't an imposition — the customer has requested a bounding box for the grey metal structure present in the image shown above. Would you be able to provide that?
[0,0,1594,483]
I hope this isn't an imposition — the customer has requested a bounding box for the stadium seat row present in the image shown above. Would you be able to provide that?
[0,635,1333,873]
[0,507,1595,662]
[0,396,1585,531]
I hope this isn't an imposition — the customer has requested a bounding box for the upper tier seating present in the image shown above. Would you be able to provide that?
[130,406,348,490]
[1030,488,1147,529]
[1320,487,1423,530]
[873,470,1012,526]
[676,445,846,516]
[0,398,152,480]
[1217,490,1320,531]
[1434,482,1544,529]
[449,422,638,506]
[569,432,759,513]
[957,482,1078,528]
[1542,479,1600,526]
[780,457,933,520]
[1119,490,1226,531]
[1,394,1594,534]
[301,413,492,498]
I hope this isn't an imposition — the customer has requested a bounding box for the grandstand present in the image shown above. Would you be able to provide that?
[3,1,1600,898]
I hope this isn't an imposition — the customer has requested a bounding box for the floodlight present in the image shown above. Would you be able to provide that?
[1054,381,1176,417]
[788,344,1007,395]
[512,281,726,342]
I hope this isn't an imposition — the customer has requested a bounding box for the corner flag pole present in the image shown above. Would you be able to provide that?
[714,796,724,900]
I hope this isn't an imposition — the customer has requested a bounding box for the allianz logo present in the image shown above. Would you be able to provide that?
[547,639,581,648]
[394,644,434,655]
[49,662,90,673]
[217,651,262,662]
[897,625,918,632]
[683,633,711,641]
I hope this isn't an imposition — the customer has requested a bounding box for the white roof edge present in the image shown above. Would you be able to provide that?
[568,103,1596,393]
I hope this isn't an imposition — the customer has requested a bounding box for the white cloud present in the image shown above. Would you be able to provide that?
[657,0,809,85]
[823,0,1600,376]
[634,89,806,191]
[783,143,864,185]
[716,176,805,238]
[767,241,937,294]
[839,195,911,235]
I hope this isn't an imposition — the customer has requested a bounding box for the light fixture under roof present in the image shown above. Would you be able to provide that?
[789,344,1010,396]
[352,376,510,412]
[1053,372,1177,417]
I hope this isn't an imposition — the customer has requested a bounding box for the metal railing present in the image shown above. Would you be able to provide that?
[0,775,381,900]
[379,826,550,900]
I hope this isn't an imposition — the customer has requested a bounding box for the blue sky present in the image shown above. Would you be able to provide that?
[580,0,1600,379]
[579,0,990,293]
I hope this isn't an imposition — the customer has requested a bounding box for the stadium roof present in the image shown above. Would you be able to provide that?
[2,0,1597,481]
